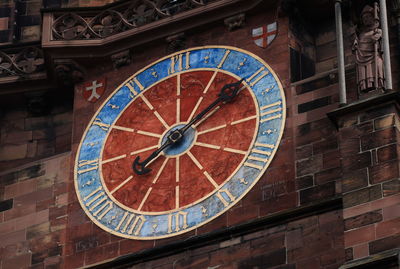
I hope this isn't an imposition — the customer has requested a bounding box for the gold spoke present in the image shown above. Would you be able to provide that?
[193,106,220,128]
[136,130,162,138]
[112,125,135,132]
[130,145,159,156]
[194,142,221,150]
[223,147,247,155]
[230,115,257,126]
[197,124,227,135]
[111,175,133,194]
[101,154,127,164]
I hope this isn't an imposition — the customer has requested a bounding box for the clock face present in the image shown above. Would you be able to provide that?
[74,46,286,239]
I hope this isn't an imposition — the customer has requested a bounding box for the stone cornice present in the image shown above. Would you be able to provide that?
[41,0,264,58]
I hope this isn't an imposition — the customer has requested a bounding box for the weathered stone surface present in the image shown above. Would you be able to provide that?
[343,185,382,208]
[344,210,383,231]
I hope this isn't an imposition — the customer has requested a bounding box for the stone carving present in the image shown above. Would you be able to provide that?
[352,4,385,93]
[54,59,85,87]
[224,13,245,31]
[111,50,131,69]
[166,33,186,53]
[0,46,44,77]
[51,0,213,40]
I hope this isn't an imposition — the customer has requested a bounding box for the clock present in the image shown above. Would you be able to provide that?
[74,46,286,240]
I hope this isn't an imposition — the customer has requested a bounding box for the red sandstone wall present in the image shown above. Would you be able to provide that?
[0,153,70,268]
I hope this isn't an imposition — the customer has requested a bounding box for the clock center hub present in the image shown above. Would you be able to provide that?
[159,123,197,157]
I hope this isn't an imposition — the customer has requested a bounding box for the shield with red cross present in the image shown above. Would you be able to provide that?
[81,78,106,103]
[252,22,277,48]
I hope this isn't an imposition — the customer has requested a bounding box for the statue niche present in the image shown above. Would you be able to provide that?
[352,4,385,93]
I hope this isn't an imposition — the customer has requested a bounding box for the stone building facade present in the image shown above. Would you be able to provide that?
[0,0,399,268]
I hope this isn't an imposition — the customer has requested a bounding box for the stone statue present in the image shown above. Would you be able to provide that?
[352,4,385,93]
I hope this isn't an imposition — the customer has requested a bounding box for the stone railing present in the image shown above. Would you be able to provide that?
[0,46,45,79]
[49,0,218,40]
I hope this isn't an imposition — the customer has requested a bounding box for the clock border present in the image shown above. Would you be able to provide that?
[74,45,287,240]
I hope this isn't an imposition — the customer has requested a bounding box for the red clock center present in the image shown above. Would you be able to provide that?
[100,70,258,213]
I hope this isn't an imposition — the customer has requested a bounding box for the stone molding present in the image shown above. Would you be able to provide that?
[41,0,265,58]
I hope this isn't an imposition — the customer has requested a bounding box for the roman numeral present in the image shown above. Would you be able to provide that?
[115,212,146,236]
[216,188,236,207]
[126,77,144,98]
[83,187,113,220]
[168,52,190,74]
[260,101,283,123]
[244,143,275,170]
[246,67,269,87]
[92,118,110,131]
[217,49,230,69]
[77,159,99,174]
[167,211,188,233]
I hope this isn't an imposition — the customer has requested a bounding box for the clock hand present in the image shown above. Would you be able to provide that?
[179,78,245,134]
[133,78,245,175]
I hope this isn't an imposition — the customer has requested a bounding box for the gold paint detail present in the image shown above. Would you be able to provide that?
[260,101,282,110]
[130,145,159,155]
[185,51,190,70]
[262,85,275,95]
[193,106,220,128]
[112,125,135,132]
[128,215,146,235]
[248,156,268,162]
[107,104,119,109]
[177,73,181,96]
[102,154,126,164]
[138,187,152,211]
[230,115,257,125]
[78,159,99,174]
[217,50,231,69]
[251,148,271,156]
[168,52,189,74]
[177,98,181,123]
[115,212,128,231]
[127,77,144,97]
[111,175,133,194]
[140,95,154,110]
[197,124,226,135]
[244,162,263,170]
[261,107,282,117]
[151,69,158,78]
[94,200,113,220]
[194,142,220,150]
[137,130,162,138]
[85,141,98,147]
[255,143,274,149]
[204,52,210,63]
[223,147,247,155]
[216,188,236,207]
[246,67,269,87]
[152,158,169,184]
[188,96,203,121]
[84,186,102,202]
[239,178,248,185]
[168,211,188,233]
[121,214,135,233]
[175,186,179,209]
[176,157,180,183]
[203,71,218,94]
[261,114,282,123]
[187,151,203,170]
[93,118,110,131]
[238,58,247,70]
[203,171,219,188]
[201,206,208,217]
[153,111,170,129]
